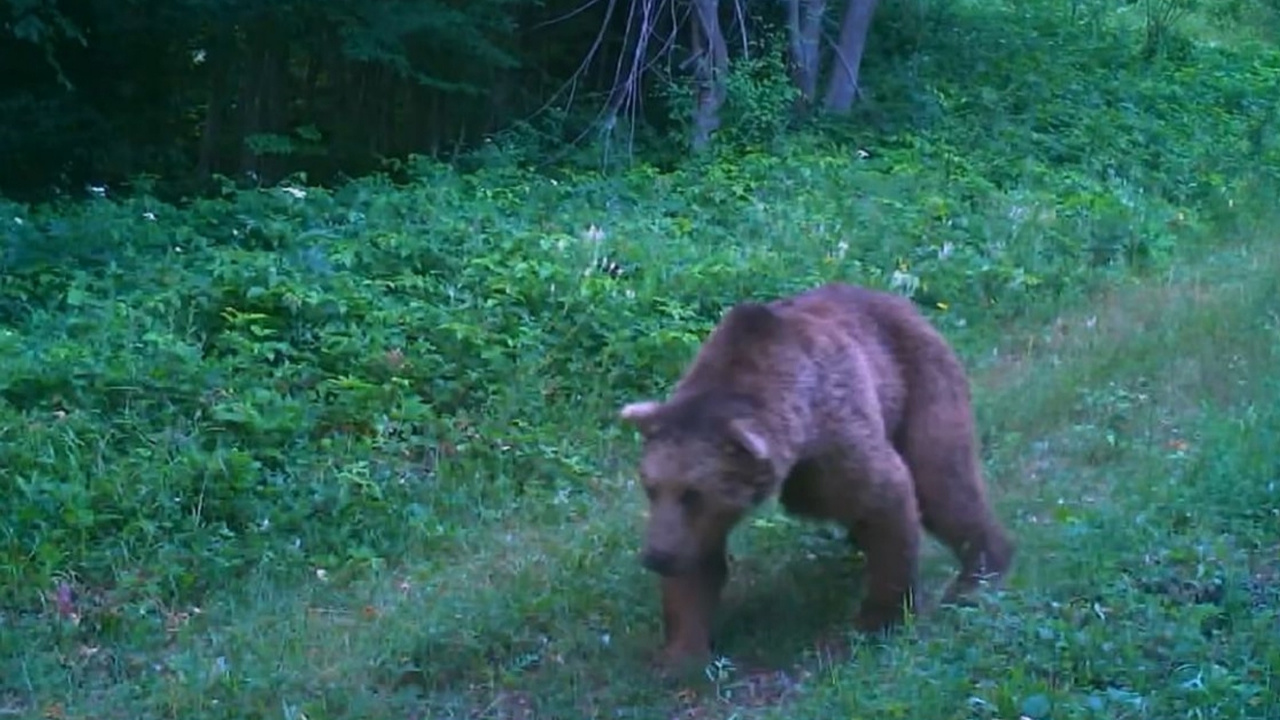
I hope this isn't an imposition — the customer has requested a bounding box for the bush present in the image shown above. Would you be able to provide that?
[1,10,1277,607]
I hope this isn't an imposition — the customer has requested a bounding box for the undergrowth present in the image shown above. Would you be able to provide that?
[1,1,1278,718]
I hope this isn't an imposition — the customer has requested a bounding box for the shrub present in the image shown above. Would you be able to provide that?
[1,11,1277,606]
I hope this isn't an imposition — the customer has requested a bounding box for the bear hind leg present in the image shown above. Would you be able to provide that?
[927,497,1015,604]
[904,430,1015,603]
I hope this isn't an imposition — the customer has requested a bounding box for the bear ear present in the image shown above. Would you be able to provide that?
[726,417,771,462]
[723,302,781,342]
[619,400,664,434]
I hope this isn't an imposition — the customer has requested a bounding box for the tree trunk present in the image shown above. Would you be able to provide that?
[234,32,263,179]
[822,0,879,114]
[689,0,729,153]
[260,42,288,181]
[785,0,826,106]
[196,29,233,178]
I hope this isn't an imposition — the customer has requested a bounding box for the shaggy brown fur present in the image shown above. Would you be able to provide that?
[619,282,1015,667]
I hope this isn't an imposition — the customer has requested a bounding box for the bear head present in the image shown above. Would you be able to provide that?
[619,392,783,577]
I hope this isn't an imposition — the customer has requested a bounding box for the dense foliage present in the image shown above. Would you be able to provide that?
[5,0,1278,198]
[3,2,1278,603]
[2,0,1280,716]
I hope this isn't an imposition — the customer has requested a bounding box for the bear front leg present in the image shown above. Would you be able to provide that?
[658,548,727,668]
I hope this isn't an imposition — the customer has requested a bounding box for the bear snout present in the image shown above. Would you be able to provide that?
[639,548,682,576]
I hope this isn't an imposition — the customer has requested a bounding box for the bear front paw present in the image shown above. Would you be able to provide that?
[853,599,910,635]
[653,640,712,677]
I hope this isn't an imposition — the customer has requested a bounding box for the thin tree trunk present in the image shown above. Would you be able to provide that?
[430,91,442,155]
[822,0,879,114]
[689,0,729,153]
[235,30,264,178]
[196,29,233,177]
[785,0,826,106]
[260,43,287,181]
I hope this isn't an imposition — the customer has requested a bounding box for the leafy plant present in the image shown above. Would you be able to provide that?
[1,2,1278,717]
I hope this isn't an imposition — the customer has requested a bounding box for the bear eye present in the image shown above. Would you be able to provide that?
[679,488,702,510]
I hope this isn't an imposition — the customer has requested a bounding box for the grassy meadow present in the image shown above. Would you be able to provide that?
[2,0,1279,718]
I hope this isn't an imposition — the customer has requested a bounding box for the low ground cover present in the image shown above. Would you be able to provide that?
[2,1,1278,717]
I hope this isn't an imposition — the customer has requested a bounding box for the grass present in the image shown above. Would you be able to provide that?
[7,195,1278,720]
[3,1,1280,718]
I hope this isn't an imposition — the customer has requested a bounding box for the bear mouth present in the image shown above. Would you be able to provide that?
[639,549,684,576]
[640,548,723,578]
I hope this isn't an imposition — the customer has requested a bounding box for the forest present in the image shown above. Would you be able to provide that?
[2,0,1279,717]
[5,0,904,199]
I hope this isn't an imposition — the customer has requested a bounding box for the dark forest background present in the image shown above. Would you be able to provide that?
[1,0,924,201]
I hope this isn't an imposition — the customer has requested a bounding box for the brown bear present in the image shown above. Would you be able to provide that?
[619,282,1015,668]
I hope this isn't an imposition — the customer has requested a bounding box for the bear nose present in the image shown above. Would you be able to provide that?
[640,549,678,576]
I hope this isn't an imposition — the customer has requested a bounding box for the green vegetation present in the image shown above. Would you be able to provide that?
[2,0,1279,717]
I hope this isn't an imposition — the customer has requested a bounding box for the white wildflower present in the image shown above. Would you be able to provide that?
[890,269,920,296]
